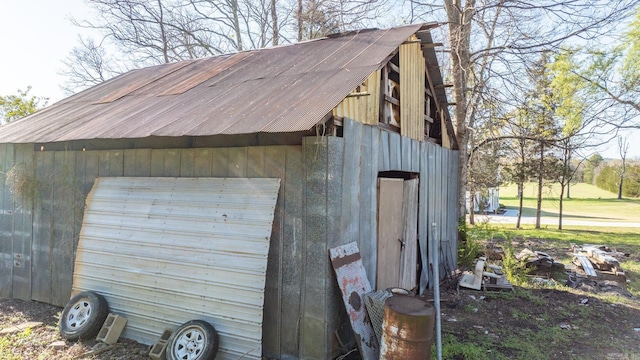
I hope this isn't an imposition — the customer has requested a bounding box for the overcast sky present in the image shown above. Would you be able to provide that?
[0,1,638,159]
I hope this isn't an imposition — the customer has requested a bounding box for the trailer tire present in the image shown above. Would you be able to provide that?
[167,320,219,360]
[59,291,109,341]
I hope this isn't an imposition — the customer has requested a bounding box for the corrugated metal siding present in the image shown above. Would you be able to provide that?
[400,35,426,141]
[72,177,280,360]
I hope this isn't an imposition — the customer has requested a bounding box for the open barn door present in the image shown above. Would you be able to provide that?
[376,177,419,290]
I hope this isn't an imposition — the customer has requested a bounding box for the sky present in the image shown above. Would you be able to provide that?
[0,1,638,160]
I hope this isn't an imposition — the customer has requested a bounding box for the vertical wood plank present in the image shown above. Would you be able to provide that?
[388,132,402,171]
[150,149,165,177]
[325,137,345,358]
[228,147,248,178]
[180,149,196,177]
[211,148,229,177]
[418,142,429,292]
[163,149,180,177]
[31,151,53,304]
[359,125,376,284]
[11,145,34,301]
[134,149,151,177]
[247,147,265,178]
[401,136,411,172]
[426,143,436,289]
[411,139,420,173]
[341,119,362,250]
[379,130,390,171]
[0,144,13,298]
[280,146,304,357]
[123,149,136,176]
[376,178,404,290]
[301,137,330,359]
[109,150,124,176]
[262,146,284,358]
[399,178,419,290]
[50,151,76,306]
[194,148,212,177]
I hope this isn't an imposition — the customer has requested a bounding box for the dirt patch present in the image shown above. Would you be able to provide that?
[0,298,149,359]
[435,287,640,359]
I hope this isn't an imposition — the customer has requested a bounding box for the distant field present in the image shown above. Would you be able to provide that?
[498,182,640,223]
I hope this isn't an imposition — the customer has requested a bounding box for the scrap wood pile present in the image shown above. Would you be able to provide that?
[459,256,513,291]
[568,244,633,297]
[458,242,633,298]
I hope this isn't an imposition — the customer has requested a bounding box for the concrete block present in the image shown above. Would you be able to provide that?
[96,313,127,345]
[149,329,172,360]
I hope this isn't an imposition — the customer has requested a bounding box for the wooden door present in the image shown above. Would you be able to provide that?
[376,178,419,290]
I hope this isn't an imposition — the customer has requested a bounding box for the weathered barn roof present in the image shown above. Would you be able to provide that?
[0,23,447,144]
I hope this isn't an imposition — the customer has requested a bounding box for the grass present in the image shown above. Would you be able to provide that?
[444,207,640,360]
[498,182,640,223]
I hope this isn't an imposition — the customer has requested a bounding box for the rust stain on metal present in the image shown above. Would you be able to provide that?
[380,295,435,359]
[330,242,379,360]
[0,24,449,144]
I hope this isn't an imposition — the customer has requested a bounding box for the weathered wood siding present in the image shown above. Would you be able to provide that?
[333,70,380,125]
[400,35,426,141]
[338,119,459,295]
[0,119,458,359]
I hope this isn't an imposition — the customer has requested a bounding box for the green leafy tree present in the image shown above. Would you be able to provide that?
[0,87,48,124]
[583,153,604,184]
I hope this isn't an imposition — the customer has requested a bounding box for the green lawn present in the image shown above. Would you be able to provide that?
[498,183,640,223]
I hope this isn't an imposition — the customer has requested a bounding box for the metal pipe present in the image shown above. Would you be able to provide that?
[432,222,442,360]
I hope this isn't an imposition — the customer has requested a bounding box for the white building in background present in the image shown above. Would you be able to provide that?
[466,187,500,213]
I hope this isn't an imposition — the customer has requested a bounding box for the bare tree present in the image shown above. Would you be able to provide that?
[59,36,123,94]
[407,0,638,222]
[617,135,630,199]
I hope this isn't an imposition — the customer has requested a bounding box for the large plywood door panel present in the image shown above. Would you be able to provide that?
[376,178,404,290]
[399,178,419,290]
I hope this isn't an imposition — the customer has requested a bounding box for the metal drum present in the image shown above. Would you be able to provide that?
[379,295,435,359]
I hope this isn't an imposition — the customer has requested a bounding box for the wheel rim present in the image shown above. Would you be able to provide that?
[173,326,207,360]
[66,299,92,330]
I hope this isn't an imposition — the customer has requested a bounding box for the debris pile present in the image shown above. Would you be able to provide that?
[515,248,565,273]
[458,257,513,291]
[572,244,628,278]
[567,244,632,297]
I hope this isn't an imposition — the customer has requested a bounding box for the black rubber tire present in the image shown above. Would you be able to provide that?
[166,320,219,360]
[59,291,109,341]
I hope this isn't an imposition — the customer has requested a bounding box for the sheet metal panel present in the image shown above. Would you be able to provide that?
[0,25,425,144]
[330,242,379,360]
[0,144,14,299]
[72,177,280,360]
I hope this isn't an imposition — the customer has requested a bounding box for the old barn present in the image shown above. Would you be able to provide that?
[0,23,458,359]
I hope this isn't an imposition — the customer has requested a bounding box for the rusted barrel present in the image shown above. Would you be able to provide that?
[379,295,435,359]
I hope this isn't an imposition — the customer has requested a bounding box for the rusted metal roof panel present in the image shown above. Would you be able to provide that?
[73,177,280,360]
[0,24,426,143]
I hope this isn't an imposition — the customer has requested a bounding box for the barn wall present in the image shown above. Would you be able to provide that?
[0,144,307,359]
[0,121,459,359]
[338,119,459,294]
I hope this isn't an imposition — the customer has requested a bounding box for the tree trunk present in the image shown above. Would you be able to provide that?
[618,176,623,199]
[156,0,169,63]
[535,143,544,229]
[271,0,278,46]
[469,188,475,225]
[516,180,523,229]
[231,0,243,51]
[297,0,303,41]
[558,184,565,230]
[444,0,476,222]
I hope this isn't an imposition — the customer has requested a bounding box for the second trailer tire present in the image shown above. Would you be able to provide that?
[166,320,219,360]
